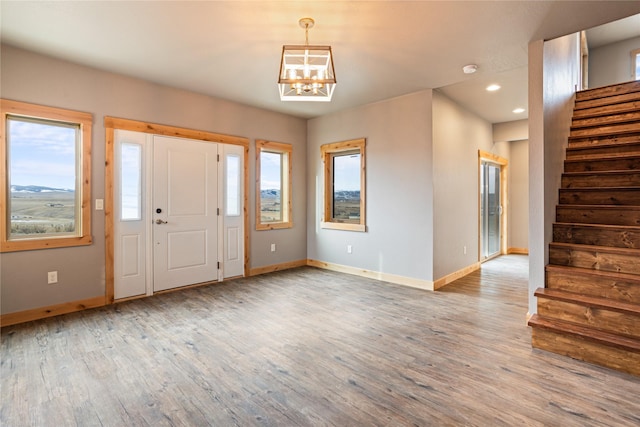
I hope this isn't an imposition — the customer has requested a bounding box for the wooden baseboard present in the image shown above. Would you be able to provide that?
[433,262,481,290]
[307,259,434,291]
[508,247,529,255]
[249,259,308,276]
[1,296,106,327]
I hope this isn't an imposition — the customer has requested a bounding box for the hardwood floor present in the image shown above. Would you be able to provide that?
[2,255,639,426]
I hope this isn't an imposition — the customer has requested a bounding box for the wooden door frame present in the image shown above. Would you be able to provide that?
[104,117,250,304]
[478,150,508,262]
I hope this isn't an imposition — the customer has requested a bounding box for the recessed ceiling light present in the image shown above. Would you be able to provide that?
[486,84,501,92]
[513,108,525,114]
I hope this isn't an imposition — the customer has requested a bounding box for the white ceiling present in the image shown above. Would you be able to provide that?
[1,1,640,123]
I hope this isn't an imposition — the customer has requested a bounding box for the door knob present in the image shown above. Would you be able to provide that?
[155,219,168,225]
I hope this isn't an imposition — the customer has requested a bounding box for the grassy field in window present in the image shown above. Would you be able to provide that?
[10,191,75,235]
[260,195,282,222]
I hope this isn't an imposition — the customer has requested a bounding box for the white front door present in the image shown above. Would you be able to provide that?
[152,135,219,292]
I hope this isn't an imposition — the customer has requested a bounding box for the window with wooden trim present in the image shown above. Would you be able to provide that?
[1,99,92,252]
[321,138,366,232]
[633,48,640,80]
[256,140,292,230]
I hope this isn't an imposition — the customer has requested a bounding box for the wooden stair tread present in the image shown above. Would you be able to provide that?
[568,133,640,147]
[553,221,640,231]
[572,112,640,129]
[528,314,640,353]
[534,287,640,315]
[564,152,640,161]
[561,171,640,187]
[549,241,640,256]
[557,204,640,210]
[559,186,640,191]
[565,153,640,162]
[575,93,640,111]
[562,170,640,177]
[567,139,640,151]
[575,81,640,102]
[558,187,640,207]
[570,124,640,139]
[572,101,640,119]
[545,264,640,283]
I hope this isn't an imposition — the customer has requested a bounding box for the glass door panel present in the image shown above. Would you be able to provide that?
[481,161,501,260]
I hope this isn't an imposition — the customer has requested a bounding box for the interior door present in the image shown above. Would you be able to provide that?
[153,135,218,291]
[481,161,501,260]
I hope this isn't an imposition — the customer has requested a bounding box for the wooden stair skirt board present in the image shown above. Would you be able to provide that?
[530,80,640,375]
[529,315,640,376]
[545,265,640,303]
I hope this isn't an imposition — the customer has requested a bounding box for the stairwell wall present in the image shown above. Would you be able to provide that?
[528,34,581,315]
[589,36,640,88]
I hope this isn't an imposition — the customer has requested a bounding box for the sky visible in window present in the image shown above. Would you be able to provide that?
[636,52,640,80]
[333,153,360,191]
[260,151,282,191]
[8,119,76,190]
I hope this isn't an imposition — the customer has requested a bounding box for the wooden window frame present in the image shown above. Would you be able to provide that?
[632,48,640,81]
[321,138,366,232]
[1,99,92,252]
[255,140,292,230]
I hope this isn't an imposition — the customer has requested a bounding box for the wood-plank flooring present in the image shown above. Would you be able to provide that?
[2,255,639,426]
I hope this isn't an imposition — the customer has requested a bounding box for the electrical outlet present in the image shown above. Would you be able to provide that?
[271,243,276,252]
[95,199,104,210]
[463,245,467,255]
[47,271,58,284]
[347,245,352,254]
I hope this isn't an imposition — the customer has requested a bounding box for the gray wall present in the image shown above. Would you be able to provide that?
[0,45,307,314]
[493,119,529,252]
[432,91,509,279]
[307,91,434,282]
[306,89,528,285]
[589,36,640,88]
[493,120,528,143]
[528,33,581,315]
[509,139,529,251]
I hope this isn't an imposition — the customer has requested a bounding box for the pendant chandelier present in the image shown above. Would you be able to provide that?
[278,18,336,102]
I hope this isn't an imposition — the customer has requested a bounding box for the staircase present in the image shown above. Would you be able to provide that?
[528,80,640,376]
